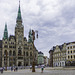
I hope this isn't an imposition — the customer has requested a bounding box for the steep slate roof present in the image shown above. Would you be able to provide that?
[66,41,75,45]
[59,45,63,50]
[3,23,8,40]
[0,40,2,48]
[38,51,43,54]
[24,37,27,41]
[16,0,22,23]
[49,41,75,52]
[9,35,16,41]
[49,46,56,53]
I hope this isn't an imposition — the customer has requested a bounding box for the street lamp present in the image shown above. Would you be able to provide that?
[32,30,38,72]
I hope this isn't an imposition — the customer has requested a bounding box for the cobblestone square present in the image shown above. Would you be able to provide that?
[1,68,75,75]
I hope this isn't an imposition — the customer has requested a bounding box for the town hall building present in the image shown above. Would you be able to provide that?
[0,1,38,67]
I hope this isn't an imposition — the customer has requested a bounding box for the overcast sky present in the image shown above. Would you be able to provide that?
[0,0,75,57]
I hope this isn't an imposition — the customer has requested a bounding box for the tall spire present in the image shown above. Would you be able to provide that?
[3,23,8,40]
[16,0,22,23]
[28,29,33,43]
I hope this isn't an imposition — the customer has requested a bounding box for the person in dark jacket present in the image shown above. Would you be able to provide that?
[41,66,44,73]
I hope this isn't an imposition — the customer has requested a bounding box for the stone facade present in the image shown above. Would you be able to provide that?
[0,2,38,67]
[43,56,49,66]
[37,51,44,65]
[0,40,2,67]
[66,42,75,66]
[49,50,53,67]
[53,44,66,67]
[49,43,66,67]
[49,42,75,67]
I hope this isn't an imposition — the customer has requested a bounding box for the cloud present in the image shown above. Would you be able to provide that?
[0,0,75,57]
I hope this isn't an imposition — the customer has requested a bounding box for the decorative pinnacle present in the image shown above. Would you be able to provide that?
[19,0,20,6]
[16,0,22,23]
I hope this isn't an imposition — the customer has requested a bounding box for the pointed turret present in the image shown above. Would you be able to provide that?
[3,23,8,40]
[16,0,22,23]
[28,29,33,43]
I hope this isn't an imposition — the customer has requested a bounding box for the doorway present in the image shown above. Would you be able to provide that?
[18,62,22,66]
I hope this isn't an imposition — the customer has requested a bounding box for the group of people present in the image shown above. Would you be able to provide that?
[0,66,44,74]
[11,67,18,71]
[0,67,18,74]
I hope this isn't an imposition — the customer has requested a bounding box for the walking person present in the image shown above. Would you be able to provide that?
[15,67,18,71]
[1,67,3,74]
[11,67,13,71]
[41,66,44,73]
[30,66,32,70]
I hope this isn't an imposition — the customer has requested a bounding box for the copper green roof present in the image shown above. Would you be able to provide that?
[16,1,22,23]
[3,23,8,40]
[28,29,33,43]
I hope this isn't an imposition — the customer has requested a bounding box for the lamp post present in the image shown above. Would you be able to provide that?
[32,30,38,72]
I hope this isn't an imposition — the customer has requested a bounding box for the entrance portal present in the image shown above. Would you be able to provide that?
[18,62,22,66]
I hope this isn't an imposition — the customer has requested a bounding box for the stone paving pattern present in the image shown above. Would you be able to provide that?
[0,67,75,75]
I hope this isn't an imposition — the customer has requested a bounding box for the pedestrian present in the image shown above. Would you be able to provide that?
[1,67,3,74]
[15,67,18,71]
[11,67,13,71]
[30,66,32,70]
[14,67,15,72]
[41,66,44,73]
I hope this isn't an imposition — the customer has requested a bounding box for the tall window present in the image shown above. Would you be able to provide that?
[70,46,72,49]
[74,55,75,59]
[18,50,22,55]
[9,51,12,56]
[71,55,72,59]
[68,56,69,59]
[4,50,7,55]
[30,52,32,56]
[24,51,25,56]
[68,51,69,54]
[67,47,69,49]
[13,51,16,56]
[26,52,28,56]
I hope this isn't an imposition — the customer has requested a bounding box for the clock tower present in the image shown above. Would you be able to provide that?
[15,1,24,66]
[1,0,38,68]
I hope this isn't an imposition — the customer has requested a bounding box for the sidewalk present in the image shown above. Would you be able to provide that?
[45,67,75,70]
[1,68,75,75]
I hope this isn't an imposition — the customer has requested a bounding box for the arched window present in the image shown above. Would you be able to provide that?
[24,51,25,56]
[18,50,22,55]
[4,50,7,55]
[35,54,36,58]
[71,55,72,59]
[30,52,32,56]
[13,51,16,56]
[26,52,28,56]
[9,51,12,56]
